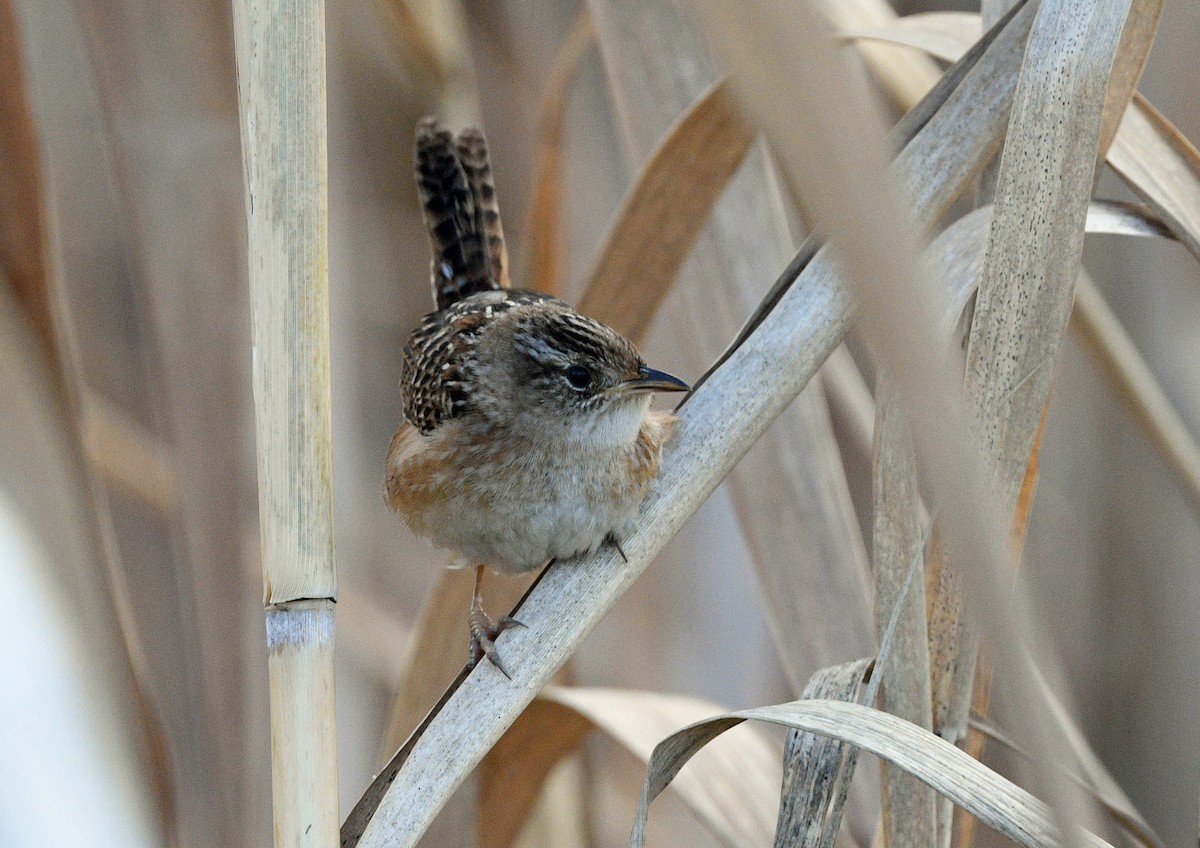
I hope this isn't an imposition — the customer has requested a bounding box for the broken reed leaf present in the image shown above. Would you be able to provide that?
[577,78,756,343]
[341,4,1040,844]
[629,700,1115,848]
[520,9,595,297]
[774,660,873,848]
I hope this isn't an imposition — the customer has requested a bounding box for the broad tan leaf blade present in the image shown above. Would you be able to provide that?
[479,695,594,848]
[967,0,1135,517]
[481,687,781,848]
[628,700,1115,848]
[520,10,595,297]
[341,6,1041,844]
[577,78,755,343]
[775,660,873,848]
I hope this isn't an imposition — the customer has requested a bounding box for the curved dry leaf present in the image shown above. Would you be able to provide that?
[577,79,755,343]
[520,10,595,297]
[838,13,982,69]
[628,700,1115,848]
[481,686,781,848]
[844,12,1194,266]
[1109,93,1200,261]
[812,0,943,110]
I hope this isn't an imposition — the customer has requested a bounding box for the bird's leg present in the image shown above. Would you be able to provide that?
[467,563,525,678]
[605,532,629,563]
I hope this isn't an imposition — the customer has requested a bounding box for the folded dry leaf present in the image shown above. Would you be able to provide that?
[628,700,1115,848]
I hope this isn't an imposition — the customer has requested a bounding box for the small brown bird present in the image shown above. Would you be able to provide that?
[386,118,689,676]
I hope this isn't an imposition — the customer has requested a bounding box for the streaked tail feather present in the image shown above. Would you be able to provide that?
[456,128,509,290]
[414,118,507,310]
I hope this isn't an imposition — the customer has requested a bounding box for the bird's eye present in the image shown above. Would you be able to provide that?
[565,364,592,390]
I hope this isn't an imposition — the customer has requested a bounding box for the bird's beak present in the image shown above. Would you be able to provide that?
[614,365,691,395]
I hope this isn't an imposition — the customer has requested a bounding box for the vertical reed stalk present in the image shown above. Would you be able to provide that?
[232,1,338,845]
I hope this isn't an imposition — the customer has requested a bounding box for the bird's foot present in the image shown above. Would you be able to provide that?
[605,532,629,563]
[468,605,526,679]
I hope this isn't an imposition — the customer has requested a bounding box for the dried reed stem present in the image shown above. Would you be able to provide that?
[232,0,338,844]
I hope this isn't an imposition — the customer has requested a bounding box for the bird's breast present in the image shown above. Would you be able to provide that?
[384,411,675,572]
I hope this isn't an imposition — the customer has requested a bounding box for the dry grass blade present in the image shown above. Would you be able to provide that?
[628,700,1115,848]
[520,10,594,297]
[1109,94,1200,260]
[576,78,755,342]
[340,6,1041,844]
[812,0,943,110]
[946,10,1135,835]
[774,660,873,848]
[871,381,935,848]
[838,13,981,72]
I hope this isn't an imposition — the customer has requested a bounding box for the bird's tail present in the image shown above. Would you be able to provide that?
[414,117,509,310]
